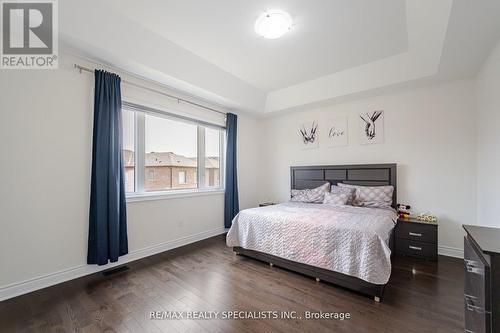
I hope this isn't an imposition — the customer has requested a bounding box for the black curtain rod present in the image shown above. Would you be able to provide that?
[74,64,227,116]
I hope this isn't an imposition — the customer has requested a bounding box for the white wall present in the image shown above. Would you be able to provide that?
[0,53,260,299]
[259,79,477,254]
[236,113,262,210]
[476,39,500,228]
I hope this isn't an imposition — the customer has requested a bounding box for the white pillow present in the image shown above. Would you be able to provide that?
[323,192,349,206]
[337,183,394,208]
[291,182,330,203]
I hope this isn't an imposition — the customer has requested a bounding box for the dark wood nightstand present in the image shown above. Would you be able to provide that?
[259,202,276,207]
[395,217,438,261]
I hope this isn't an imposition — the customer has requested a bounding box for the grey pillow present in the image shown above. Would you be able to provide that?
[291,182,330,203]
[331,185,356,205]
[337,183,394,209]
[323,192,349,206]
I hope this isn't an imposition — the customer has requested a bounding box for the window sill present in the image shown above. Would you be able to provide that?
[126,188,224,203]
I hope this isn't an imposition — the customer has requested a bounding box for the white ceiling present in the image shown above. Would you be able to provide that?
[60,0,500,115]
[106,0,408,92]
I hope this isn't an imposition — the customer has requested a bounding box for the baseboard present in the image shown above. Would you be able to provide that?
[438,245,463,259]
[0,227,226,302]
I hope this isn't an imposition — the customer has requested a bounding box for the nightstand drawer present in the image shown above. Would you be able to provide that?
[396,222,437,243]
[395,238,437,259]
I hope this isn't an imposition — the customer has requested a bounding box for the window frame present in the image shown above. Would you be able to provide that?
[123,101,225,201]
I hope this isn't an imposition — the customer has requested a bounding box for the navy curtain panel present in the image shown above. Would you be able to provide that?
[224,113,240,228]
[88,70,128,265]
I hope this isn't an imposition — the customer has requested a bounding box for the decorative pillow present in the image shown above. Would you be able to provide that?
[330,185,356,205]
[337,183,394,208]
[323,192,349,206]
[291,182,330,203]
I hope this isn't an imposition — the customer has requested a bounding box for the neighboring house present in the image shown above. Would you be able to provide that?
[123,150,220,192]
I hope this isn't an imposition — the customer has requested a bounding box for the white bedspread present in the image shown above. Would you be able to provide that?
[226,202,397,284]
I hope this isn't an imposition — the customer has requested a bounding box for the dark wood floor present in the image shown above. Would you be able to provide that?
[0,235,464,333]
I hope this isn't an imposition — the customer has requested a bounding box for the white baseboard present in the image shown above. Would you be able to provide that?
[0,227,226,302]
[438,245,463,259]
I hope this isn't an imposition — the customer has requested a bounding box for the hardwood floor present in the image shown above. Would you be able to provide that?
[0,235,464,333]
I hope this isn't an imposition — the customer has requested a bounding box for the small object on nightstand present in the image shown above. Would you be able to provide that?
[416,213,437,223]
[395,216,438,261]
[396,203,411,219]
[259,202,276,207]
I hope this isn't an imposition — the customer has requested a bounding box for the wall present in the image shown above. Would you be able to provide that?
[0,53,261,300]
[476,39,500,227]
[259,79,477,256]
[236,113,262,210]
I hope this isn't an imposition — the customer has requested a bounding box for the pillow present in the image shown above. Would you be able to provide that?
[290,182,330,203]
[330,185,356,205]
[337,183,394,208]
[323,192,349,206]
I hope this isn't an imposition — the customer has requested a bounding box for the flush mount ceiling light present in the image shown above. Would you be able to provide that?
[255,10,292,39]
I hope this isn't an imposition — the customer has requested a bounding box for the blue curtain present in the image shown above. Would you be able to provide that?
[224,113,239,228]
[88,70,128,265]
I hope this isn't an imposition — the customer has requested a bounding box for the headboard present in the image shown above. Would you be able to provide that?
[290,163,397,208]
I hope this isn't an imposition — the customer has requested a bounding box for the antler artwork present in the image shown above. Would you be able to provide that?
[360,111,383,140]
[300,122,318,144]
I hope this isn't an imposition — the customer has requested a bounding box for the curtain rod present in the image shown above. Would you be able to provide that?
[74,64,227,116]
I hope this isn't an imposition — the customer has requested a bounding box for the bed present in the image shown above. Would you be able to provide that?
[226,164,397,301]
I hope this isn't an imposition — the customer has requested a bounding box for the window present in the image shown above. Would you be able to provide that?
[122,103,224,197]
[178,170,186,184]
[145,114,198,191]
[205,127,221,187]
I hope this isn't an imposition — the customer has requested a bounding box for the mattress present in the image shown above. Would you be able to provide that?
[226,202,397,284]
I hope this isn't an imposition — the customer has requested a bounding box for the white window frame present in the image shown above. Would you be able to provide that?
[123,102,225,202]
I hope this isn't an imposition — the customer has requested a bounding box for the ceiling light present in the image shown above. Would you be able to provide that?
[255,10,292,39]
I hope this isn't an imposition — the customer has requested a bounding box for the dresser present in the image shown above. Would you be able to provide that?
[463,225,500,333]
[395,217,438,260]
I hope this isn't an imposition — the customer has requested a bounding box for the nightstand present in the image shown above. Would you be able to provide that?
[395,217,438,261]
[259,202,276,207]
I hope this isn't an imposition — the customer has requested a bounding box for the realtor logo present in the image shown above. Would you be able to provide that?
[1,0,58,69]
